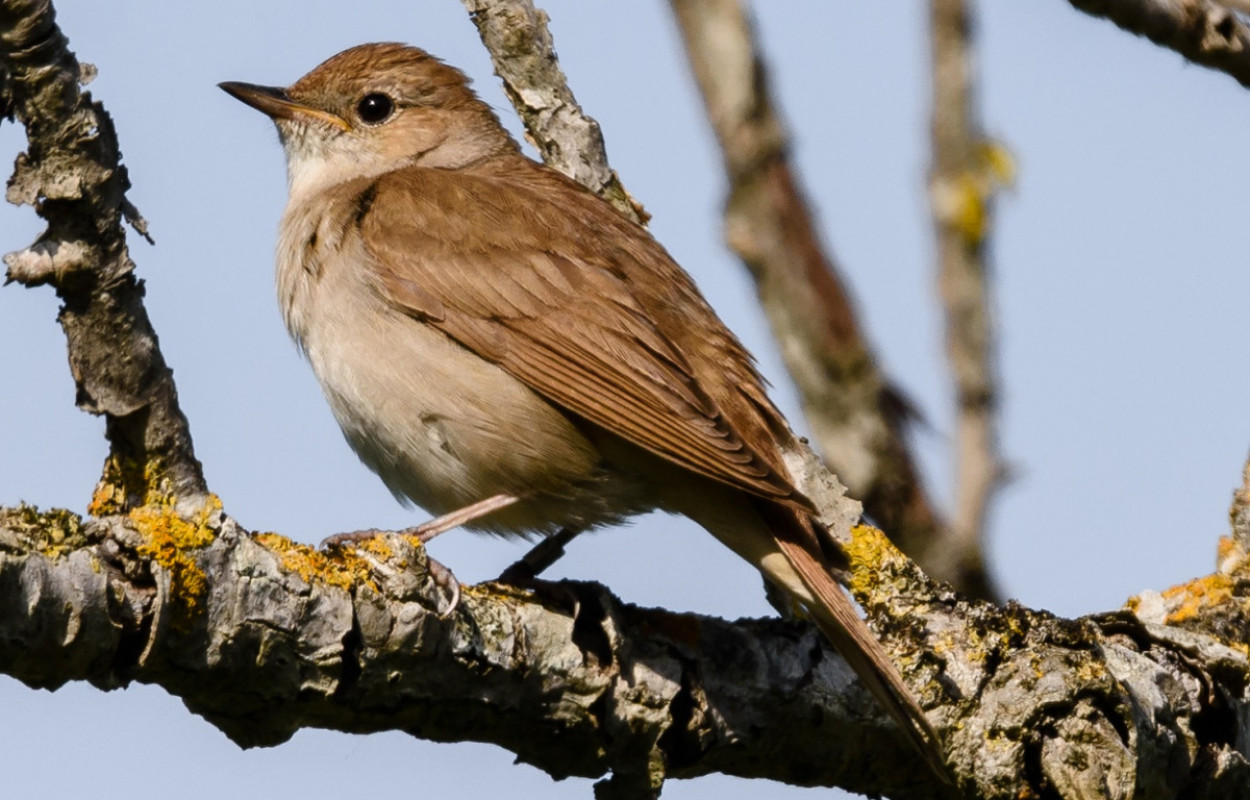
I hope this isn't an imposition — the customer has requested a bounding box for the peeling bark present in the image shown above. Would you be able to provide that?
[1,0,206,508]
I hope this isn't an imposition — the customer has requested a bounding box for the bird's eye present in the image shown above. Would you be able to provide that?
[355,93,395,125]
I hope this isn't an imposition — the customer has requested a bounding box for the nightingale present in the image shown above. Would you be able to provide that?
[220,42,946,778]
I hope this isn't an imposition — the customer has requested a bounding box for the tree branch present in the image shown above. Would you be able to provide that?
[665,0,1002,599]
[459,0,647,226]
[0,0,206,509]
[1068,0,1250,88]
[928,0,1008,600]
[2,501,1249,798]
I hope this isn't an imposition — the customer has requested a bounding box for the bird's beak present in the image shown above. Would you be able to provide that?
[218,81,350,130]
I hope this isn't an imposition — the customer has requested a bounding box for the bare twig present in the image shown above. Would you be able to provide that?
[458,0,647,225]
[1068,0,1250,88]
[928,0,1008,597]
[1,0,206,509]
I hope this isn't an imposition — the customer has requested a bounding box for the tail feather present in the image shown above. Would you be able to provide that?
[771,520,951,784]
[662,476,949,781]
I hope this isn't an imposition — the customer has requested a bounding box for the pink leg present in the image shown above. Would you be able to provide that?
[320,493,521,549]
[406,493,521,542]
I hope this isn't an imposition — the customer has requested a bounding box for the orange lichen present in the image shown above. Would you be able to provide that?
[128,494,222,624]
[1217,536,1240,565]
[87,480,126,519]
[1216,535,1250,577]
[1157,573,1234,624]
[253,532,378,592]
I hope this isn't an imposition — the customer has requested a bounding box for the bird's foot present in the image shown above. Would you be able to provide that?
[320,527,390,549]
[320,527,462,618]
[422,554,462,618]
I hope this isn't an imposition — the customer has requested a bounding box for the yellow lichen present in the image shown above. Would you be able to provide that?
[843,524,908,598]
[941,139,1016,247]
[88,453,180,517]
[0,503,86,559]
[952,173,988,244]
[1158,573,1234,624]
[128,494,222,623]
[253,532,378,592]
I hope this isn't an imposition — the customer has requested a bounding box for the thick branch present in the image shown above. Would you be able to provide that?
[0,0,206,507]
[2,502,1249,798]
[928,0,1007,598]
[1068,0,1250,87]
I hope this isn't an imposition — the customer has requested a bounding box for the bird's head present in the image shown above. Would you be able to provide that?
[220,42,516,199]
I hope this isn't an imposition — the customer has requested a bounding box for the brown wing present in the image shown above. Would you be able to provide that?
[352,162,808,508]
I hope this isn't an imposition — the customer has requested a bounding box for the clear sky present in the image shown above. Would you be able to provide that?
[3,2,1249,798]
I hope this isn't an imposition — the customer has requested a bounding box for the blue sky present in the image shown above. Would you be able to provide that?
[3,2,1249,798]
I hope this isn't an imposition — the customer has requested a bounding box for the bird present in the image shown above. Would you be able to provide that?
[219,42,946,778]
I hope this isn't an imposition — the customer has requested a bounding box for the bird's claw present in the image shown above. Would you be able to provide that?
[319,528,461,618]
[320,527,387,549]
[424,555,462,618]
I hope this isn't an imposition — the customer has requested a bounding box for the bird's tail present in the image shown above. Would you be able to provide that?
[769,518,948,782]
[668,479,949,781]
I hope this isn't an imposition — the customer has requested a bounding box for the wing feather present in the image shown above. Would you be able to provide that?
[356,166,806,507]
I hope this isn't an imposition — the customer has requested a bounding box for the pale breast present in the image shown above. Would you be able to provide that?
[275,195,651,536]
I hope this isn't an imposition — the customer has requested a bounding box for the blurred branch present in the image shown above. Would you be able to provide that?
[928,0,1008,598]
[459,0,647,225]
[1068,0,1250,88]
[1,0,206,509]
[666,0,1002,599]
[4,502,1250,798]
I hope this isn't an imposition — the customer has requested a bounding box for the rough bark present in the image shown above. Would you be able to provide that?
[1,0,206,511]
[459,0,648,226]
[2,501,1250,799]
[1068,0,1250,87]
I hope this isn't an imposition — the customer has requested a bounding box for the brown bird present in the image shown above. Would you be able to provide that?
[220,42,945,777]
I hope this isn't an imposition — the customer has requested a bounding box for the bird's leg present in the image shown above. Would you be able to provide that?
[498,526,584,583]
[406,493,522,542]
[321,493,522,549]
[320,493,522,617]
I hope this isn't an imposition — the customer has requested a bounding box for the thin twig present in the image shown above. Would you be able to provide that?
[928,0,1007,597]
[458,0,647,225]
